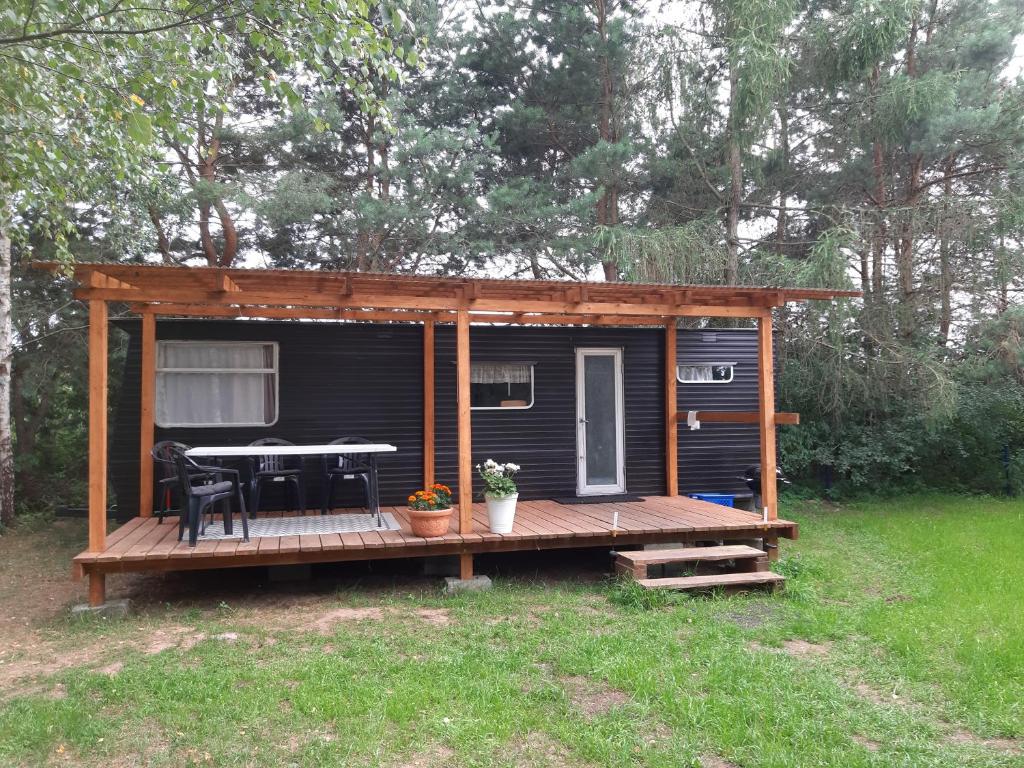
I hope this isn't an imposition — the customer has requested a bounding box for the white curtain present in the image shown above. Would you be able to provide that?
[679,364,714,382]
[471,362,531,384]
[157,343,276,426]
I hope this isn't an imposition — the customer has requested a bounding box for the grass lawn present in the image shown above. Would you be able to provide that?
[1,494,1022,767]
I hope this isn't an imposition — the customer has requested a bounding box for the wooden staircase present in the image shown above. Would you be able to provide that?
[614,544,784,593]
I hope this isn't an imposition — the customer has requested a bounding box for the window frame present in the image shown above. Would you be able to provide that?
[155,340,280,428]
[469,361,535,411]
[676,361,736,384]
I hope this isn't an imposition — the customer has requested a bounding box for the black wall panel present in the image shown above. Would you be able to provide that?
[111,319,766,514]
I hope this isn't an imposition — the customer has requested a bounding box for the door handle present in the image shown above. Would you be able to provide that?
[579,417,588,424]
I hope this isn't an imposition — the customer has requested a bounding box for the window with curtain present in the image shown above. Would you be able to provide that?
[156,341,279,427]
[470,362,534,409]
[677,362,735,384]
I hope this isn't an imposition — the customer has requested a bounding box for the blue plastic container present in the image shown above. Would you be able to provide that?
[688,493,735,508]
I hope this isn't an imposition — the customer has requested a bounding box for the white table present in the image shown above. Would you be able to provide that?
[185,443,397,518]
[185,444,397,457]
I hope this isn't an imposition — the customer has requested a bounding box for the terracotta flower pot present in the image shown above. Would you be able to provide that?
[408,507,453,538]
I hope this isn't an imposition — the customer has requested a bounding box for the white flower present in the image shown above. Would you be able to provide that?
[484,458,499,469]
[504,463,520,472]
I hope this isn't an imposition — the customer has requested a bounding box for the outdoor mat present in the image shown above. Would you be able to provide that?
[197,511,401,540]
[553,495,645,504]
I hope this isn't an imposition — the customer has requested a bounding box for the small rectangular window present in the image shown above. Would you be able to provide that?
[470,362,534,409]
[156,341,279,427]
[677,362,735,384]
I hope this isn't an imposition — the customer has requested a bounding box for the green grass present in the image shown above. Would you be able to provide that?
[1,494,1023,767]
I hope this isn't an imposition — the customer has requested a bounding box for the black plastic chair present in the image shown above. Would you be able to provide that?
[320,436,377,515]
[153,440,246,524]
[247,438,307,517]
[151,440,191,523]
[170,447,249,547]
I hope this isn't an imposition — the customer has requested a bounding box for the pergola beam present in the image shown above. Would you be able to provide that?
[84,287,775,318]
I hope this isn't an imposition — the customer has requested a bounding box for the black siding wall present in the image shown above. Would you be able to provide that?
[111,320,766,514]
[676,329,762,496]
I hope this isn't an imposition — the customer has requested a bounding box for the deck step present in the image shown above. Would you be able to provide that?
[616,544,766,567]
[637,571,784,591]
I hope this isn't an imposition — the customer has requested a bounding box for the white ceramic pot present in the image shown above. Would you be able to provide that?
[485,492,519,533]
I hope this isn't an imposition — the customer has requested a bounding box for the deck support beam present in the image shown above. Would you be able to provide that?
[459,553,473,580]
[456,310,473,534]
[88,299,108,606]
[757,312,778,521]
[138,311,156,517]
[665,320,678,496]
[423,319,435,488]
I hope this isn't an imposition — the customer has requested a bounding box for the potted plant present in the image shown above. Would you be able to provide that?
[406,484,453,538]
[478,459,521,533]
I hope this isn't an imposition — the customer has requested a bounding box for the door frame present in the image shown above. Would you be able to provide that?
[575,347,626,495]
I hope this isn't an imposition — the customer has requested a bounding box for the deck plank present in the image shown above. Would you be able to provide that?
[120,519,178,561]
[320,533,344,551]
[95,519,158,562]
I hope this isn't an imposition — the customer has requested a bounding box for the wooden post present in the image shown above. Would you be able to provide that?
[423,319,435,488]
[456,311,473,534]
[665,320,678,496]
[459,552,473,580]
[757,312,778,520]
[88,299,109,605]
[138,311,156,517]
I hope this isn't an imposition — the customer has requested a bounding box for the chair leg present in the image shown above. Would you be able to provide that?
[320,474,330,515]
[251,479,262,520]
[177,499,188,542]
[284,478,293,514]
[236,483,249,542]
[360,475,372,512]
[187,498,202,547]
[222,495,233,536]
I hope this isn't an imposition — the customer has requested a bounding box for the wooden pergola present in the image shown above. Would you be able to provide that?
[38,263,857,605]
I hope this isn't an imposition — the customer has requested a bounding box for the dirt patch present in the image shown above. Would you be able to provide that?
[852,734,882,752]
[701,757,739,768]
[851,681,897,705]
[393,744,454,768]
[143,625,206,654]
[307,606,451,634]
[310,606,386,632]
[560,674,631,717]
[781,639,832,657]
[504,732,593,767]
[414,608,452,626]
[948,729,1022,755]
[97,661,124,676]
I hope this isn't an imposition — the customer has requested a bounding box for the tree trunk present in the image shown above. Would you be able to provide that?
[356,114,376,272]
[725,60,742,284]
[147,204,173,263]
[869,65,886,298]
[595,0,619,282]
[896,16,922,339]
[0,231,14,525]
[775,101,789,256]
[938,156,954,345]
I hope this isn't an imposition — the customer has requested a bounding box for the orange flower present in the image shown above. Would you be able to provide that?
[407,495,416,503]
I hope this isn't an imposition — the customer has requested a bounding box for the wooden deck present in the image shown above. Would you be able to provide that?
[72,495,797,577]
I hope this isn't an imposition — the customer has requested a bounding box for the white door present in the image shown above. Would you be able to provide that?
[575,348,626,495]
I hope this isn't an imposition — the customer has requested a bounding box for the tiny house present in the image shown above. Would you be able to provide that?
[36,263,855,606]
[111,320,768,513]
